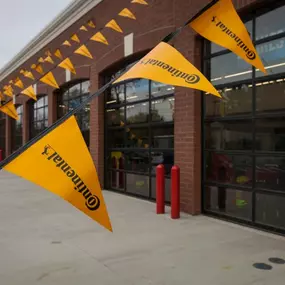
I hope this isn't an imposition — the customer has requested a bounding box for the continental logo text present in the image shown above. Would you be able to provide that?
[42,145,100,211]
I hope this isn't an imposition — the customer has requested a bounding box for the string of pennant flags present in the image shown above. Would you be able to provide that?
[0,0,146,120]
[0,0,268,231]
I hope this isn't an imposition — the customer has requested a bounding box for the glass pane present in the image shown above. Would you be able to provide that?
[210,53,252,85]
[256,193,285,230]
[106,170,124,191]
[151,126,174,149]
[58,103,67,117]
[125,151,149,173]
[256,38,285,77]
[126,127,149,148]
[256,6,285,41]
[126,102,149,124]
[256,80,285,113]
[106,107,125,126]
[151,177,171,202]
[205,84,252,117]
[126,173,149,197]
[126,79,149,102]
[37,97,45,108]
[108,152,125,170]
[69,84,81,98]
[106,85,125,105]
[205,152,252,186]
[151,81,174,97]
[256,117,285,151]
[107,129,124,148]
[151,151,174,176]
[256,156,285,190]
[204,186,252,220]
[205,120,253,150]
[37,108,44,120]
[69,98,81,110]
[63,90,69,100]
[211,21,252,53]
[151,97,174,122]
[81,81,90,94]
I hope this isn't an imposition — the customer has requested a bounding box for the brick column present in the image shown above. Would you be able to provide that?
[48,90,57,125]
[5,117,11,157]
[23,102,30,144]
[173,1,204,215]
[89,64,105,187]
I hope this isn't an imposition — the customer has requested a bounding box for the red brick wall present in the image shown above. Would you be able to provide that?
[2,0,263,214]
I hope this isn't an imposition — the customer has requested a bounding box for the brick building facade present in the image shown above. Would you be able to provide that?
[1,0,285,234]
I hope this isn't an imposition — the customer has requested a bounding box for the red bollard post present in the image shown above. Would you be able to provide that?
[156,164,165,214]
[171,165,180,219]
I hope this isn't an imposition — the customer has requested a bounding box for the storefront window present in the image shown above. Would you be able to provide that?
[105,66,174,200]
[30,95,48,139]
[204,4,285,233]
[0,114,5,159]
[11,105,23,152]
[57,80,90,146]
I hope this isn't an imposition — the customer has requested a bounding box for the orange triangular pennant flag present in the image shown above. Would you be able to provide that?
[3,85,13,97]
[58,58,76,74]
[0,101,18,120]
[0,92,3,100]
[119,8,136,20]
[20,69,25,74]
[45,50,52,57]
[35,64,44,74]
[40,72,59,89]
[62,40,72,47]
[71,34,80,43]
[23,70,35,80]
[9,80,13,84]
[44,56,54,64]
[131,0,148,4]
[105,19,123,33]
[38,57,45,63]
[87,20,96,28]
[80,25,88,31]
[21,85,37,101]
[74,45,93,59]
[90,32,109,45]
[54,49,63,60]
[14,78,24,89]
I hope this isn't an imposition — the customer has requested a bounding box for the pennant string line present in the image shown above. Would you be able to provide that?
[0,21,181,170]
[0,3,142,110]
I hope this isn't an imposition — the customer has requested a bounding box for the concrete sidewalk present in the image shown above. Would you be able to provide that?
[0,171,285,285]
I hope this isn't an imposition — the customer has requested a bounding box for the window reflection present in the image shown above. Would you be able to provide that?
[30,95,48,139]
[256,79,285,113]
[125,151,149,173]
[57,81,90,146]
[126,79,149,102]
[151,97,174,122]
[256,6,285,41]
[151,81,174,97]
[256,157,285,190]
[126,127,149,148]
[205,120,253,150]
[205,186,252,220]
[256,38,285,77]
[206,84,252,117]
[205,152,252,186]
[106,107,124,126]
[126,102,149,124]
[151,151,174,175]
[106,85,125,105]
[256,117,285,151]
[256,193,285,229]
[210,53,252,85]
[152,126,174,149]
[126,173,149,197]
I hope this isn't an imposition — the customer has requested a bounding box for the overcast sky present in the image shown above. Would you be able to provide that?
[0,0,74,69]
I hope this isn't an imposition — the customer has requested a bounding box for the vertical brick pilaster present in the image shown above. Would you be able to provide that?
[5,117,11,157]
[48,90,57,125]
[23,102,30,144]
[90,65,105,187]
